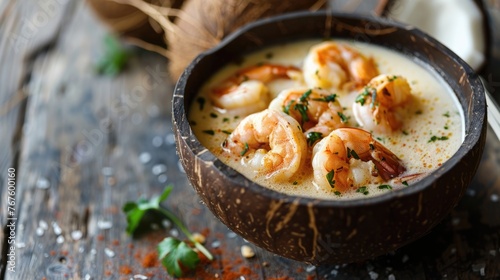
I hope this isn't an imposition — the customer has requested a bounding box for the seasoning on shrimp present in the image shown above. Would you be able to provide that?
[222,109,307,182]
[269,88,347,139]
[209,64,302,115]
[352,74,414,134]
[312,128,406,193]
[303,42,379,91]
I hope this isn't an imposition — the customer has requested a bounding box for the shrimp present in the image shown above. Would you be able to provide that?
[269,87,348,145]
[312,128,406,193]
[222,109,307,182]
[210,64,302,115]
[352,74,413,134]
[303,41,379,91]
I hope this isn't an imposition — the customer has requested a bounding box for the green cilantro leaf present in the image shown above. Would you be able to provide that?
[123,186,213,276]
[95,35,130,76]
[123,186,172,235]
[158,237,200,277]
[306,132,323,146]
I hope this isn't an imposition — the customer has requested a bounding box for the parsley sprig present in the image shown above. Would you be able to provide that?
[95,35,130,76]
[123,186,213,277]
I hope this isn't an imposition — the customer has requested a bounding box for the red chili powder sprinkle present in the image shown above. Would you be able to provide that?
[142,252,158,268]
[306,275,315,280]
[49,250,56,256]
[120,265,132,275]
[112,239,120,246]
[97,234,104,241]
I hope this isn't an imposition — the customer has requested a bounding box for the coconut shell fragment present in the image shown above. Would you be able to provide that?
[88,0,185,46]
[166,0,326,81]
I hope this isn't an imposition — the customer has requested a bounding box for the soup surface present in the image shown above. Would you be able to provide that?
[188,39,464,200]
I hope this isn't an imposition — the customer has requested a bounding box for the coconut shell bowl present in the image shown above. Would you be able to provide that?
[172,11,487,265]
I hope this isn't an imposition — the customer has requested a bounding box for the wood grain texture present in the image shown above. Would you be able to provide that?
[1,0,500,279]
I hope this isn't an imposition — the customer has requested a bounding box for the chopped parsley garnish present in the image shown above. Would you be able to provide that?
[299,89,312,102]
[388,75,398,82]
[402,181,409,187]
[202,130,214,135]
[222,117,230,122]
[334,191,341,196]
[326,170,336,188]
[210,113,218,118]
[283,100,295,115]
[415,110,423,115]
[402,130,409,135]
[123,186,213,277]
[265,52,274,59]
[312,94,338,102]
[240,142,249,156]
[221,130,232,134]
[294,103,309,122]
[443,111,450,117]
[356,186,369,195]
[337,112,349,123]
[428,135,449,143]
[306,132,323,146]
[347,148,360,160]
[293,181,298,185]
[378,184,392,190]
[196,97,206,110]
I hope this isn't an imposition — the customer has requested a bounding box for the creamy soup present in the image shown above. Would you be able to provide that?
[188,39,464,200]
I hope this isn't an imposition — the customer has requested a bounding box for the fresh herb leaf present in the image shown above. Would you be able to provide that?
[197,97,206,110]
[222,117,230,122]
[210,113,218,118]
[312,94,337,102]
[158,237,200,277]
[356,186,369,195]
[378,184,392,190]
[283,100,295,115]
[428,135,449,143]
[347,148,360,160]
[95,35,130,76]
[402,181,409,187]
[443,111,450,117]
[306,132,323,146]
[300,89,312,102]
[123,186,172,235]
[334,191,341,196]
[326,170,335,188]
[123,186,213,277]
[337,112,349,123]
[202,130,215,135]
[388,75,398,82]
[241,142,249,156]
[221,130,232,134]
[293,103,309,122]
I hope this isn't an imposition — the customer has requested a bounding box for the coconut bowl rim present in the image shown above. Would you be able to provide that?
[173,10,486,208]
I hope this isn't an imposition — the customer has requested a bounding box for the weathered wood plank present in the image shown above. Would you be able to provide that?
[3,0,500,279]
[0,0,69,275]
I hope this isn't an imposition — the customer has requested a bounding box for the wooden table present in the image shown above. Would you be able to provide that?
[1,1,500,279]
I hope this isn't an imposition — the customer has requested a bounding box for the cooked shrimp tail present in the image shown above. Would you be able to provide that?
[312,127,406,193]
